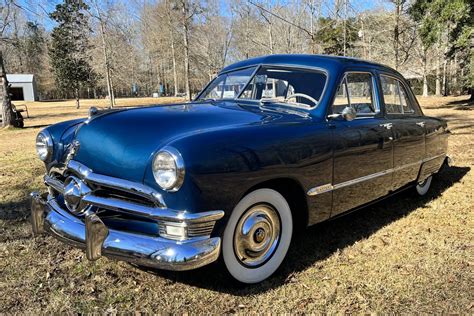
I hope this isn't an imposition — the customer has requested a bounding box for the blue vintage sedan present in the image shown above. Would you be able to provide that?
[31,54,450,284]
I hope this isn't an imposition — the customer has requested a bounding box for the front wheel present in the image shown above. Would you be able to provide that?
[222,188,293,284]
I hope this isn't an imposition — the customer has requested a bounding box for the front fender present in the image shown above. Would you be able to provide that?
[43,118,86,169]
[142,119,332,219]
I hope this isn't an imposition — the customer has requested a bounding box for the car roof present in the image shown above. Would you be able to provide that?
[219,54,400,76]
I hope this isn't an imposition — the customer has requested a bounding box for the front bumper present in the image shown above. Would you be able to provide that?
[31,192,222,271]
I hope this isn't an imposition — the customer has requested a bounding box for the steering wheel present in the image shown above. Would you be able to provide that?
[285,93,318,107]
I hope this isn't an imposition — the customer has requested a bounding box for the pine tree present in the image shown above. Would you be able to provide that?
[409,0,472,100]
[49,0,97,109]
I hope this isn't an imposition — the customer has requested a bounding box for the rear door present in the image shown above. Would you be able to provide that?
[379,74,425,190]
[330,71,393,216]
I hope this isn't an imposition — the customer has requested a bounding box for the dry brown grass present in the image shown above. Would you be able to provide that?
[0,96,472,313]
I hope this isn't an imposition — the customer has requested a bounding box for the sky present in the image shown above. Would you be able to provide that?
[15,0,394,31]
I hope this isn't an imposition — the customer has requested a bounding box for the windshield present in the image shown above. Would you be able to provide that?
[197,67,256,101]
[239,67,327,108]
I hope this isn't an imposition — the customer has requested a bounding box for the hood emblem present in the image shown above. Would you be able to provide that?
[66,140,80,162]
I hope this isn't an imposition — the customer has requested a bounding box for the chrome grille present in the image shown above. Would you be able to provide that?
[43,160,224,241]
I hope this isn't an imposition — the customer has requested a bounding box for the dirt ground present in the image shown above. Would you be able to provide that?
[0,96,472,313]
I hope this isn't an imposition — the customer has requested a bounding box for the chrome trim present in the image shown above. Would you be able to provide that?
[416,121,426,128]
[233,204,281,268]
[307,154,446,196]
[380,123,393,130]
[44,175,65,194]
[307,183,333,196]
[36,129,54,162]
[81,194,224,223]
[44,160,224,240]
[31,194,221,271]
[84,211,109,260]
[153,146,185,192]
[66,160,166,207]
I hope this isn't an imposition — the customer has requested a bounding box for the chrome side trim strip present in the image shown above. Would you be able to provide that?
[307,154,446,196]
[307,183,333,196]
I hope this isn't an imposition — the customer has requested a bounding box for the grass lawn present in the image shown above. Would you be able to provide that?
[0,96,472,313]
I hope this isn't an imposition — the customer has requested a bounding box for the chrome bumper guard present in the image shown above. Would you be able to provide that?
[31,192,223,271]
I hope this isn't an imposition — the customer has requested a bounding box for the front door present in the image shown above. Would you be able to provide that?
[329,72,393,216]
[379,74,425,190]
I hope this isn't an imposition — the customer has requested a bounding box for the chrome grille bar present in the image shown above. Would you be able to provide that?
[82,194,224,224]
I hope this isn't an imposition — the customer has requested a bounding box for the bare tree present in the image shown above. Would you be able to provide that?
[0,51,13,127]
[0,1,14,127]
[165,0,179,96]
[89,0,115,108]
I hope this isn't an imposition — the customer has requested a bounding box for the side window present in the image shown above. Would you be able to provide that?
[332,72,376,115]
[380,75,415,114]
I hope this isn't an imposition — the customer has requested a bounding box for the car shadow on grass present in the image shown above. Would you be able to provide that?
[138,165,470,294]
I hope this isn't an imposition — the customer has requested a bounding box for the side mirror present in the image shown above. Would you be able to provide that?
[341,106,356,121]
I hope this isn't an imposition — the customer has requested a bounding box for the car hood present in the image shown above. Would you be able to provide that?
[72,101,309,182]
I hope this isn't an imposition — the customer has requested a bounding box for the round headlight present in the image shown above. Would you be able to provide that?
[36,130,53,162]
[152,147,185,191]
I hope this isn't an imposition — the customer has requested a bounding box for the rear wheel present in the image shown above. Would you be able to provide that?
[416,175,432,196]
[222,188,293,284]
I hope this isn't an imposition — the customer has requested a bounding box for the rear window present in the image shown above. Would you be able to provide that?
[380,75,415,114]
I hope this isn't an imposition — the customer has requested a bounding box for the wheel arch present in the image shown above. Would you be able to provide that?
[241,177,309,231]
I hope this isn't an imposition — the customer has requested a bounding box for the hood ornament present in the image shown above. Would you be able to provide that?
[66,140,80,162]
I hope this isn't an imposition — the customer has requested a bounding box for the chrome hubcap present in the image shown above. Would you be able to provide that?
[234,204,281,267]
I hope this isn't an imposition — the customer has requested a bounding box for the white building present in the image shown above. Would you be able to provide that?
[6,74,38,101]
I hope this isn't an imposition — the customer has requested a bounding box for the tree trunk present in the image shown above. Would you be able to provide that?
[442,59,448,96]
[0,52,14,128]
[421,48,428,97]
[182,1,191,101]
[95,3,115,108]
[422,75,428,97]
[166,0,179,96]
[101,27,115,108]
[393,1,400,70]
[75,87,80,109]
[435,55,441,95]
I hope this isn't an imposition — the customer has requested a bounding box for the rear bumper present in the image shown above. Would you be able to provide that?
[31,192,222,271]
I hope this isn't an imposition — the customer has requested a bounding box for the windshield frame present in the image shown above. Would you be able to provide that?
[195,64,329,111]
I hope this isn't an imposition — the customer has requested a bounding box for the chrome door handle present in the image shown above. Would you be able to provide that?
[380,123,393,130]
[416,121,425,127]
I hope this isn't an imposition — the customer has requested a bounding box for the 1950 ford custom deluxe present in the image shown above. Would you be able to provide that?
[31,54,450,283]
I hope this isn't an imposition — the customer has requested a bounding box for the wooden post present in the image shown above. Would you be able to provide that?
[0,51,14,128]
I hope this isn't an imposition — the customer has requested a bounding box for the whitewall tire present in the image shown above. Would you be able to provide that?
[222,188,293,284]
[416,176,432,196]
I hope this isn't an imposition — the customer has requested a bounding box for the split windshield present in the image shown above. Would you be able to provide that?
[197,66,327,108]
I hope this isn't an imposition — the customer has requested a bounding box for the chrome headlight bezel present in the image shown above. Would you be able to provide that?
[36,130,53,162]
[152,146,185,192]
